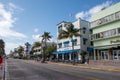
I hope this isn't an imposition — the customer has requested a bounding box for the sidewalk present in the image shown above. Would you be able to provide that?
[47,61,120,72]
[0,60,6,80]
[0,64,4,80]
[24,60,120,72]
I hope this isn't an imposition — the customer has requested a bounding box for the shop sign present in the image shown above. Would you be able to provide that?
[111,40,120,44]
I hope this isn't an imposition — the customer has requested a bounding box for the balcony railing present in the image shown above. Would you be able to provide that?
[57,44,80,51]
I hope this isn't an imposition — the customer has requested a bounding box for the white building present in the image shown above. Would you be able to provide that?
[33,46,42,55]
[54,18,91,62]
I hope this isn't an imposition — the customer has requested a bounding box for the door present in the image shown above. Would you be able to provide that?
[113,50,120,60]
[101,51,109,60]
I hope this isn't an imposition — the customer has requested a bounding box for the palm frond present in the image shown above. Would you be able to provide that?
[58,22,81,40]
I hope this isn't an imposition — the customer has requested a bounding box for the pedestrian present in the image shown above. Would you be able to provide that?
[0,55,3,64]
[0,55,3,80]
[85,54,89,64]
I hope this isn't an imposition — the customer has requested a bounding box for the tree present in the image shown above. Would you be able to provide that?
[17,46,24,58]
[45,42,57,58]
[41,32,52,62]
[0,39,5,56]
[33,42,41,48]
[58,23,81,65]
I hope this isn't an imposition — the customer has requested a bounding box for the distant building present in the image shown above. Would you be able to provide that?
[24,45,32,58]
[33,46,42,55]
[54,18,91,61]
[33,42,53,56]
[91,2,120,61]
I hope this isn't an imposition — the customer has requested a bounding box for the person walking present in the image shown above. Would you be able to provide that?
[0,55,3,69]
[85,54,89,64]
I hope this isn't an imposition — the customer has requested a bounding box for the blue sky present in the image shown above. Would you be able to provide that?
[0,0,119,54]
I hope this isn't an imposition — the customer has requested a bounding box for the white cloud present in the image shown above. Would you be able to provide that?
[75,0,113,21]
[34,28,39,33]
[32,34,54,43]
[5,42,24,54]
[0,2,27,38]
[32,34,41,41]
[8,2,24,13]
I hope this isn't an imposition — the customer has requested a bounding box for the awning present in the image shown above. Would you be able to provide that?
[71,39,77,42]
[83,38,88,41]
[57,42,62,45]
[87,47,93,51]
[53,49,79,54]
[63,41,69,44]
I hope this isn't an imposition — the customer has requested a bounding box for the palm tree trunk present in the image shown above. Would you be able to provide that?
[42,38,46,63]
[71,37,75,65]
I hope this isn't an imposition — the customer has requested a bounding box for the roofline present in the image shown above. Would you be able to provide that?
[56,21,67,26]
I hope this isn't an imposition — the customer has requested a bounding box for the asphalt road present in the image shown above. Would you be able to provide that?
[6,59,120,80]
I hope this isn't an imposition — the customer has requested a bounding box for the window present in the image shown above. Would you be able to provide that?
[103,31,109,38]
[118,28,120,34]
[111,29,116,36]
[64,43,69,47]
[101,51,109,60]
[90,41,93,46]
[73,41,77,46]
[58,44,62,48]
[83,40,86,45]
[58,25,62,31]
[91,11,120,27]
[91,21,98,27]
[110,14,115,21]
[93,34,96,40]
[100,32,103,38]
[83,30,85,34]
[83,27,86,34]
[115,11,120,19]
[96,33,100,39]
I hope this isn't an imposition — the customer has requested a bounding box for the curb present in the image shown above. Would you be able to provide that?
[48,62,120,73]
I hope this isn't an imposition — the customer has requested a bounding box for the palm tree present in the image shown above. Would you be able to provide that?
[58,23,81,65]
[25,42,31,58]
[0,39,5,56]
[41,32,52,63]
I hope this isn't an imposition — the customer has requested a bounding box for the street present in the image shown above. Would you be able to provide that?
[6,59,120,80]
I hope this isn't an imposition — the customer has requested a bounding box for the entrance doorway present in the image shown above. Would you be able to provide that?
[113,50,120,60]
[101,51,109,60]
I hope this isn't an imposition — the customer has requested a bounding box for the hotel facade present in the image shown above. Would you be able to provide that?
[54,18,91,62]
[91,2,120,61]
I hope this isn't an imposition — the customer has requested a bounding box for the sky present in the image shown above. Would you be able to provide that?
[0,0,119,54]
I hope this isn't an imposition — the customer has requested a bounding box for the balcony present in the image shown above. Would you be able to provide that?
[57,44,80,51]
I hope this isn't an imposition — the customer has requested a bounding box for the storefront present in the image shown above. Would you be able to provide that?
[94,45,120,61]
[53,49,80,62]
